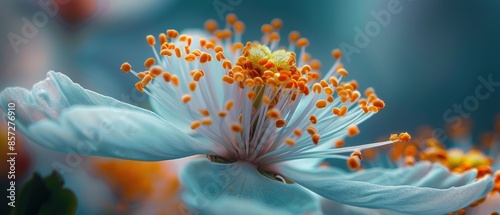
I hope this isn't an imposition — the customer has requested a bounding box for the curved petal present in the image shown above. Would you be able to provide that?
[201,197,293,215]
[25,106,216,161]
[180,159,321,215]
[0,71,151,127]
[279,163,494,215]
[321,198,398,215]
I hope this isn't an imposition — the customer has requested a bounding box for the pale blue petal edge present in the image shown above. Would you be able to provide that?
[279,162,494,215]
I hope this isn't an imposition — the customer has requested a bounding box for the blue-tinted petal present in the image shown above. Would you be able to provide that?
[201,197,293,215]
[279,163,493,215]
[180,159,321,215]
[27,106,216,160]
[0,71,151,127]
[321,198,398,215]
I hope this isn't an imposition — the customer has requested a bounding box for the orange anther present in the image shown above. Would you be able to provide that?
[150,66,162,76]
[276,119,286,128]
[233,20,245,33]
[258,58,268,66]
[309,115,317,124]
[335,140,345,148]
[262,95,271,104]
[351,151,363,160]
[267,108,281,120]
[181,94,192,104]
[167,29,179,38]
[175,47,182,58]
[226,13,238,24]
[311,60,321,70]
[223,60,232,70]
[225,100,235,111]
[368,106,379,113]
[189,82,197,92]
[222,75,234,84]
[271,18,282,30]
[329,76,338,87]
[372,99,385,109]
[184,45,191,55]
[190,121,201,130]
[135,82,144,93]
[141,75,153,86]
[332,49,342,60]
[312,134,320,145]
[245,79,256,88]
[184,54,196,62]
[200,53,210,63]
[350,91,361,103]
[327,95,334,103]
[214,29,232,39]
[162,72,171,82]
[285,138,295,146]
[294,129,302,137]
[247,91,256,100]
[231,124,243,133]
[120,62,131,72]
[296,38,309,48]
[389,134,399,142]
[199,109,210,117]
[315,100,327,109]
[264,61,276,70]
[306,126,317,135]
[364,87,375,97]
[269,32,280,41]
[171,75,179,87]
[214,46,224,53]
[288,31,300,43]
[160,49,172,56]
[324,87,334,96]
[261,24,273,34]
[347,125,360,137]
[204,19,218,33]
[312,83,322,94]
[144,58,155,68]
[146,35,155,46]
[337,68,348,77]
[399,132,411,142]
[201,118,212,125]
[159,33,167,44]
[216,52,226,61]
[218,111,227,117]
[347,156,361,170]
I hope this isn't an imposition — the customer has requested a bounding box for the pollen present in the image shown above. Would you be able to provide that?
[189,82,197,91]
[347,125,360,137]
[398,132,411,142]
[231,124,243,133]
[190,121,201,130]
[337,68,348,77]
[226,100,235,111]
[120,62,131,72]
[285,138,295,146]
[347,156,361,170]
[335,140,345,148]
[247,91,256,100]
[144,58,155,68]
[204,19,218,33]
[296,38,309,48]
[276,119,286,128]
[315,100,327,109]
[309,115,317,124]
[199,109,210,117]
[146,35,155,46]
[171,75,179,87]
[201,118,213,125]
[294,129,302,137]
[181,95,191,104]
[288,31,300,43]
[312,134,320,145]
[267,108,281,120]
[306,126,317,135]
[167,29,179,38]
[332,49,342,60]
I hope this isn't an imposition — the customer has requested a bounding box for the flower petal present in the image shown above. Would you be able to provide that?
[201,197,294,215]
[279,163,494,215]
[0,71,151,127]
[180,159,321,215]
[26,106,216,160]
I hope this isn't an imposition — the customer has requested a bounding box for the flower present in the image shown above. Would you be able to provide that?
[0,14,493,215]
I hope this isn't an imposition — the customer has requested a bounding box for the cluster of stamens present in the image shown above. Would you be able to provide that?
[119,13,408,168]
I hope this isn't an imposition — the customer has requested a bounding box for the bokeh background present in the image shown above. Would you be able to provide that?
[0,0,499,214]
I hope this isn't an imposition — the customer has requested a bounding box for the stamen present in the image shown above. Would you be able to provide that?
[347,125,360,137]
[146,35,155,46]
[120,62,131,73]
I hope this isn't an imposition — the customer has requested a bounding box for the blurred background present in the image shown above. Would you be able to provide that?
[0,0,499,214]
